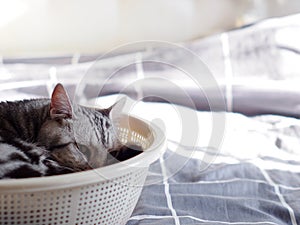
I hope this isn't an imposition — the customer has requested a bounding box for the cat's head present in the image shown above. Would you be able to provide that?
[38,83,125,171]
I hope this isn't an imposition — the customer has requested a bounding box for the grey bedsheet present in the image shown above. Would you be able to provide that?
[127,115,300,225]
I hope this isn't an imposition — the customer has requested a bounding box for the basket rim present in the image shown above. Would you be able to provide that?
[0,115,166,192]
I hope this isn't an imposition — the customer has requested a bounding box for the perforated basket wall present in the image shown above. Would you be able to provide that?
[0,168,147,225]
[0,115,165,225]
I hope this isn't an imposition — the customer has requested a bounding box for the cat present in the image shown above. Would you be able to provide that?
[0,83,126,179]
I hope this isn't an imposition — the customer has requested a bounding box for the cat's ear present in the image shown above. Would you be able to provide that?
[50,83,73,119]
[108,97,126,123]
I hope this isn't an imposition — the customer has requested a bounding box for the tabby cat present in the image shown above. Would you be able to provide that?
[0,83,126,179]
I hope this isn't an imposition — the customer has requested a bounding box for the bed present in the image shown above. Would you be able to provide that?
[1,14,300,225]
[128,110,300,225]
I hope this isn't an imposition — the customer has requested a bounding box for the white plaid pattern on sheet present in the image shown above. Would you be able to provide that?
[127,114,300,225]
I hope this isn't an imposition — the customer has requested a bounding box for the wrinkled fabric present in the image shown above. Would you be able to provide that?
[127,114,300,225]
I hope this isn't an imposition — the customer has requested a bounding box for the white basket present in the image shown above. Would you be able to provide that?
[0,115,166,225]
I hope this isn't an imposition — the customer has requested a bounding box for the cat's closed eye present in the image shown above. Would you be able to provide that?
[49,142,72,151]
[78,144,91,159]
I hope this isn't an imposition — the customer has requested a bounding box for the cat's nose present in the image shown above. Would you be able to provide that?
[79,163,93,171]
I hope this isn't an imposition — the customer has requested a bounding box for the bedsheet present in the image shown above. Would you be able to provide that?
[127,112,300,225]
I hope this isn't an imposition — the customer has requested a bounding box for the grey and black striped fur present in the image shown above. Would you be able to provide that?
[0,83,125,179]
